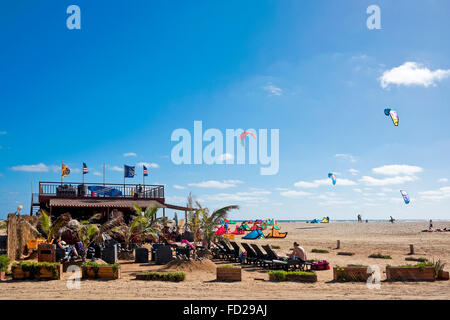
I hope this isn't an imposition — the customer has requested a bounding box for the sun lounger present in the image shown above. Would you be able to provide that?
[261,245,313,271]
[219,240,240,262]
[229,241,243,262]
[250,244,274,268]
[212,241,229,260]
[240,243,261,265]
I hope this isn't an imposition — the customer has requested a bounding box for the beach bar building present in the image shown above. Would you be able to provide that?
[30,181,192,222]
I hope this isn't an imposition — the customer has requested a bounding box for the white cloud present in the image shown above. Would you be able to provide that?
[438,178,448,183]
[215,153,234,163]
[11,163,51,172]
[188,180,243,189]
[275,187,289,191]
[137,162,159,169]
[372,164,423,176]
[335,154,357,163]
[93,171,102,176]
[263,84,282,96]
[418,187,450,201]
[173,185,185,190]
[123,152,137,157]
[108,166,123,172]
[353,188,362,193]
[294,178,357,188]
[349,168,359,176]
[359,175,416,186]
[380,62,450,89]
[201,191,268,203]
[280,190,313,198]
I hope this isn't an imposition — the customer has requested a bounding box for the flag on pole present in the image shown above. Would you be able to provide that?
[83,163,88,174]
[61,163,70,178]
[124,165,135,178]
[143,165,148,177]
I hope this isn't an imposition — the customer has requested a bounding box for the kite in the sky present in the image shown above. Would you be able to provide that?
[384,108,399,126]
[328,173,337,185]
[400,190,410,204]
[240,131,256,146]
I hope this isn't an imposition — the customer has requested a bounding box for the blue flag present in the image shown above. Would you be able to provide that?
[124,165,135,178]
[143,165,148,177]
[83,163,88,174]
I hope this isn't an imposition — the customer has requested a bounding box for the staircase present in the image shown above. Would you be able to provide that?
[30,193,40,215]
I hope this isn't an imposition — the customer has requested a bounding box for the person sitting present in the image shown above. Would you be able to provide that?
[286,242,307,261]
[56,236,79,259]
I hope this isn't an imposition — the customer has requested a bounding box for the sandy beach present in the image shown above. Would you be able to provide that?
[1,221,450,300]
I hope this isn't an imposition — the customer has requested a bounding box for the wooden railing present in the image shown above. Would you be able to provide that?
[38,182,164,199]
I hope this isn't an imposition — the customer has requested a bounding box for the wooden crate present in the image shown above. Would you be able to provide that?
[217,267,241,281]
[386,267,435,282]
[438,270,449,280]
[82,266,121,279]
[286,273,317,283]
[333,267,371,282]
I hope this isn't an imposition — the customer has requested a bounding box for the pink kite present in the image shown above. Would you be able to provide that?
[240,131,256,146]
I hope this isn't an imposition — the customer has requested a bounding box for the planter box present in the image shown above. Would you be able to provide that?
[438,270,449,280]
[217,267,241,281]
[82,265,121,279]
[386,267,435,282]
[11,264,62,280]
[333,267,370,282]
[286,273,317,283]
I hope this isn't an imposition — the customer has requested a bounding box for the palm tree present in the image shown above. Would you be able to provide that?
[38,210,72,243]
[132,204,165,242]
[200,205,239,247]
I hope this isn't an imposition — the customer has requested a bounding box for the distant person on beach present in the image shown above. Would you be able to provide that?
[357,214,362,223]
[287,242,307,261]
[365,219,368,223]
[429,219,433,230]
[389,216,395,223]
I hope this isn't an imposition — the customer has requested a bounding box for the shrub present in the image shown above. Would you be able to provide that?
[268,270,315,281]
[368,253,392,259]
[136,271,186,282]
[405,257,428,263]
[311,249,329,253]
[218,264,241,269]
[0,254,10,273]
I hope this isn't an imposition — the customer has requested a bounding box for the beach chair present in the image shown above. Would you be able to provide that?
[219,240,240,262]
[240,243,262,265]
[261,244,312,271]
[250,244,273,268]
[212,241,228,260]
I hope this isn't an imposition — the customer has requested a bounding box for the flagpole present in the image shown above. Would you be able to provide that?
[82,163,84,185]
[124,165,126,197]
[61,162,63,185]
[103,163,105,186]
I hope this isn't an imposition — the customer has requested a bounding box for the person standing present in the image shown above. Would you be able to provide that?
[429,219,433,230]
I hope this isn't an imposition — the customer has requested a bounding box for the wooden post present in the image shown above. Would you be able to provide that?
[336,240,341,249]
[163,207,165,218]
[409,244,414,255]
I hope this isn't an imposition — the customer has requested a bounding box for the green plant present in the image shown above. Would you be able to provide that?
[268,270,315,281]
[368,253,392,259]
[311,249,329,253]
[389,262,434,270]
[136,271,186,282]
[433,259,446,279]
[38,211,72,243]
[0,254,10,273]
[405,257,428,263]
[0,220,6,230]
[218,264,241,268]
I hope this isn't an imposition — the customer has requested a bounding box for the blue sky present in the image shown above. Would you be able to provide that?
[1,0,450,220]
